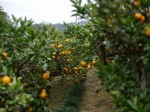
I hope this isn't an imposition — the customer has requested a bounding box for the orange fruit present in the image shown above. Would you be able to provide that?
[29,107,33,112]
[40,91,47,99]
[58,44,63,49]
[52,52,57,55]
[140,16,145,22]
[146,28,150,37]
[92,60,97,65]
[64,68,68,72]
[81,61,87,67]
[52,56,55,59]
[73,67,78,71]
[64,74,67,77]
[135,13,142,20]
[80,71,83,74]
[51,44,56,48]
[2,75,11,85]
[2,52,8,58]
[134,1,140,7]
[67,59,72,62]
[86,65,92,70]
[42,72,50,79]
[65,39,69,42]
[42,89,46,93]
[61,51,65,55]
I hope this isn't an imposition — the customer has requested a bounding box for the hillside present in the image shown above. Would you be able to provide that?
[52,21,87,31]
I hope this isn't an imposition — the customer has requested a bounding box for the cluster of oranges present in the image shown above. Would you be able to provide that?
[133,0,150,37]
[40,39,98,96]
[135,13,150,37]
[63,59,97,84]
[135,13,145,23]
[1,52,11,85]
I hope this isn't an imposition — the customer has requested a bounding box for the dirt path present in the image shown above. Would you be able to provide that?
[79,68,112,112]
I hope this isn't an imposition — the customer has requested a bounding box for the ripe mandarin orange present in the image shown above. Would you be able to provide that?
[81,61,87,67]
[42,72,50,79]
[2,75,11,85]
[134,1,140,7]
[40,91,47,99]
[135,13,142,20]
[2,52,8,58]
[146,28,150,37]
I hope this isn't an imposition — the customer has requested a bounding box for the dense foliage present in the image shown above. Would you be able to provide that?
[0,7,93,111]
[1,0,150,111]
[70,0,150,111]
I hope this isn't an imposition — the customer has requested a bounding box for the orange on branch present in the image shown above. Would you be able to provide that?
[58,44,63,49]
[42,72,50,79]
[81,61,87,67]
[86,65,92,70]
[64,74,67,77]
[73,67,78,71]
[92,60,97,65]
[2,52,8,58]
[134,1,140,7]
[2,75,11,85]
[146,28,150,37]
[52,52,57,55]
[42,89,46,93]
[40,91,47,99]
[64,68,68,72]
[65,39,70,42]
[29,107,33,112]
[135,13,142,20]
[140,16,145,22]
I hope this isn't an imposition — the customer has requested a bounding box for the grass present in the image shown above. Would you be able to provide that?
[53,82,85,112]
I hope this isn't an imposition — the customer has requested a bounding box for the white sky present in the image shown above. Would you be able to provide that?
[0,0,87,24]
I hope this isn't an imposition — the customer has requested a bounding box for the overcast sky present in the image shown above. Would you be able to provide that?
[0,0,86,24]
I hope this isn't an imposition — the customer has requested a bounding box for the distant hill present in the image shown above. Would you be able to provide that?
[52,21,87,31]
[52,23,65,31]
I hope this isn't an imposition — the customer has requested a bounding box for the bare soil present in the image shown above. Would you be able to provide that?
[79,68,112,112]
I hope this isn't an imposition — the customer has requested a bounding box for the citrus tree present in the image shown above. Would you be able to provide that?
[0,6,94,111]
[70,0,150,111]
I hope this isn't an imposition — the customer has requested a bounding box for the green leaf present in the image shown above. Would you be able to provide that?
[12,15,16,22]
[42,63,48,71]
[2,66,7,74]
[0,108,6,112]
